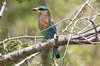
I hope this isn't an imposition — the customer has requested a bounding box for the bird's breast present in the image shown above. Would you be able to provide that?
[38,15,50,30]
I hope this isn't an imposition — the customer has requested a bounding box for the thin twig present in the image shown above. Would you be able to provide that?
[66,0,96,18]
[62,0,90,33]
[0,36,43,45]
[66,31,94,43]
[78,14,100,34]
[0,0,8,18]
[15,52,40,66]
[40,17,71,32]
[88,19,99,41]
[61,0,94,66]
[79,24,100,34]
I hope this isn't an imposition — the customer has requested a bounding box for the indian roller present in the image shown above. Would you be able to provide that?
[32,6,60,59]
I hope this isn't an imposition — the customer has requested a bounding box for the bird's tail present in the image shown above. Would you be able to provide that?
[53,47,60,59]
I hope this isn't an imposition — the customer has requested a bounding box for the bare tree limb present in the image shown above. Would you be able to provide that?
[0,0,8,18]
[15,52,40,66]
[0,36,43,45]
[0,0,99,65]
[88,19,99,41]
[62,0,90,33]
[0,27,100,65]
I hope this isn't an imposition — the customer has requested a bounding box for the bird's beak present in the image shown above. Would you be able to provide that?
[32,7,38,11]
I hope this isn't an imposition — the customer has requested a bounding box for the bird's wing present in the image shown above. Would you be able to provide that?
[49,18,57,33]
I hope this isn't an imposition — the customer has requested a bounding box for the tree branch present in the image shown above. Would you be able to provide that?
[0,0,99,65]
[15,52,40,66]
[62,0,90,32]
[0,36,43,45]
[0,27,100,65]
[0,0,8,18]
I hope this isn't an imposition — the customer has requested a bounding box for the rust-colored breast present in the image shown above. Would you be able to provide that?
[38,11,50,30]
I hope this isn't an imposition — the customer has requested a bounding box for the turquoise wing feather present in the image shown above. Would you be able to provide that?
[41,19,56,39]
[41,19,60,59]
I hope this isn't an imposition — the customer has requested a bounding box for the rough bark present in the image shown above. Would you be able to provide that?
[0,26,100,65]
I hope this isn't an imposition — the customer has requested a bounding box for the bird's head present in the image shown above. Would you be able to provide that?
[32,6,49,13]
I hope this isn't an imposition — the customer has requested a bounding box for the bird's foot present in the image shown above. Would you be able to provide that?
[41,38,47,43]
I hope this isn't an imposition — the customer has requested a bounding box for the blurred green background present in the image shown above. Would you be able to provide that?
[0,0,100,66]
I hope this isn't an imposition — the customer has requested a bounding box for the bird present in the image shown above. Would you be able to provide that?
[32,6,60,59]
